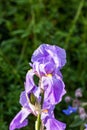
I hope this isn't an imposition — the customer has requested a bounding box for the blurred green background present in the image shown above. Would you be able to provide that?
[0,0,87,129]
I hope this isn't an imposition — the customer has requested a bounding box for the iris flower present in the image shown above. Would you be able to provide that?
[9,44,66,130]
[10,89,66,130]
[31,44,66,77]
[10,69,66,130]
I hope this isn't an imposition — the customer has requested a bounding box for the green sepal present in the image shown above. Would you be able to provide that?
[30,93,36,105]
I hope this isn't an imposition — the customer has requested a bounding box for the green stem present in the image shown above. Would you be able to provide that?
[35,114,41,130]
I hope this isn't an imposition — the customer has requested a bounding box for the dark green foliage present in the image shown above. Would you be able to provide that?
[0,0,87,129]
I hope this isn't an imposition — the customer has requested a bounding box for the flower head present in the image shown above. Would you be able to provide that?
[31,44,66,76]
[10,44,66,130]
[63,106,77,115]
[75,88,82,98]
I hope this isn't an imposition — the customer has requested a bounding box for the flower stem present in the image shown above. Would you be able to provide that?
[35,114,41,130]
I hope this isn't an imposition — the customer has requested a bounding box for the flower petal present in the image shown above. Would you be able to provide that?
[41,75,66,104]
[19,91,29,108]
[45,117,66,130]
[24,69,36,93]
[31,44,66,69]
[9,108,31,130]
[32,58,56,76]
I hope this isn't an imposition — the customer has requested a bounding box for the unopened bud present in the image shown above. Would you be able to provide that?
[75,88,82,98]
[64,96,71,103]
[30,93,36,105]
[79,107,87,120]
[79,113,87,120]
[72,99,80,107]
[79,107,85,114]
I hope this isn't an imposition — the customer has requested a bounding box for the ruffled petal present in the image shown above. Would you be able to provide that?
[31,44,66,69]
[32,58,56,76]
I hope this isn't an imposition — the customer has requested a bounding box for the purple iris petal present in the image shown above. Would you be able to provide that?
[31,44,66,71]
[9,108,31,130]
[41,75,66,105]
[19,91,29,108]
[45,117,66,130]
[41,103,66,130]
[24,69,37,93]
[32,58,56,76]
[63,105,77,115]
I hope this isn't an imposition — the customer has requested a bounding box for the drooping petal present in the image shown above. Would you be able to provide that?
[9,108,31,130]
[41,75,66,105]
[45,117,66,130]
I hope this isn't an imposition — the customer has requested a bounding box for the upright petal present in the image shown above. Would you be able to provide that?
[24,69,36,93]
[32,58,56,76]
[31,44,66,69]
[19,91,29,108]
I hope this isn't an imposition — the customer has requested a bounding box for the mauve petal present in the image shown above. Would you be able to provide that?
[32,58,56,76]
[19,91,29,108]
[44,59,56,74]
[33,62,46,76]
[33,87,40,98]
[41,75,66,105]
[9,108,31,130]
[31,44,66,69]
[24,69,36,93]
[45,118,66,130]
[31,44,49,62]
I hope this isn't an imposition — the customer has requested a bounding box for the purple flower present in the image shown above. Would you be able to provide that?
[10,44,67,130]
[63,106,77,115]
[10,89,66,130]
[31,44,66,76]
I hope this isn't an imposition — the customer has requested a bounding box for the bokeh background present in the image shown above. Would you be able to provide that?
[0,0,87,129]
